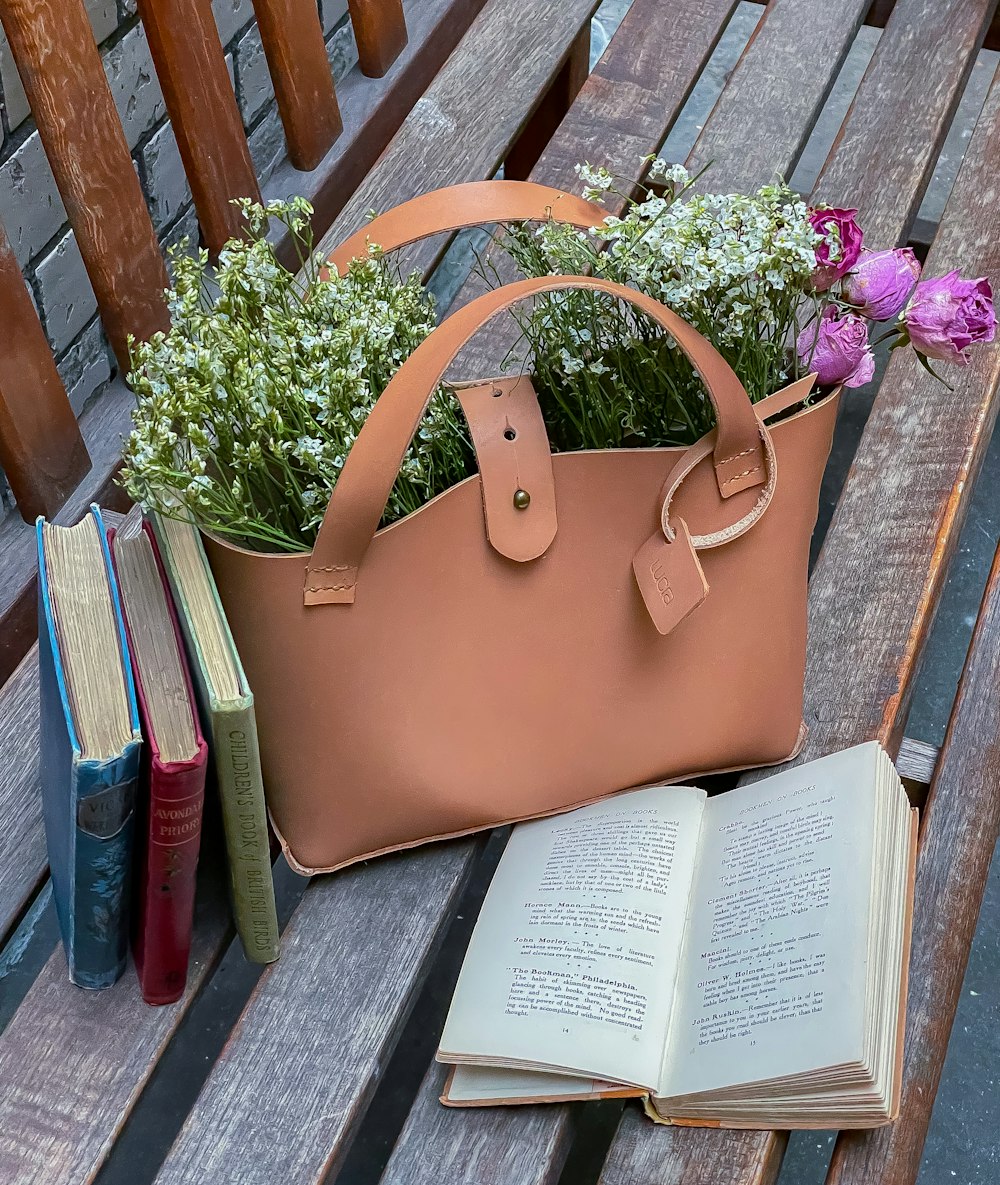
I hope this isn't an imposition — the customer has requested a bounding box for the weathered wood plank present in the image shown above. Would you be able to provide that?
[0,223,89,521]
[685,0,870,192]
[348,0,408,78]
[813,0,997,245]
[826,559,1000,1181]
[0,647,44,945]
[380,1061,574,1185]
[251,0,343,171]
[505,26,591,182]
[599,1108,787,1185]
[0,885,229,1185]
[0,0,169,370]
[137,0,261,254]
[152,844,477,1185]
[313,0,601,271]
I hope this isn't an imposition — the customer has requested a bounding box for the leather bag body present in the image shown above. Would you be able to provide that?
[203,182,841,874]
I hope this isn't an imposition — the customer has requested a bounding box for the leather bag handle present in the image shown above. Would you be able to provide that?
[324,180,607,278]
[305,273,768,605]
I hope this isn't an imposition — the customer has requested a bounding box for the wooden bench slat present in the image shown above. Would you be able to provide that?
[0,646,43,945]
[314,0,603,271]
[252,0,343,172]
[822,63,1000,1185]
[0,883,229,1185]
[151,844,476,1185]
[0,0,169,370]
[828,565,1000,1181]
[504,26,592,182]
[137,0,262,254]
[813,0,997,245]
[685,0,871,192]
[600,1107,788,1185]
[0,223,90,521]
[348,0,408,78]
[380,1061,574,1185]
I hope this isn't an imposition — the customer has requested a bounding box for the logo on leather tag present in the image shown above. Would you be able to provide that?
[632,519,709,636]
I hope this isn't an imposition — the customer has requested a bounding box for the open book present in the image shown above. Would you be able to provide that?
[437,743,917,1129]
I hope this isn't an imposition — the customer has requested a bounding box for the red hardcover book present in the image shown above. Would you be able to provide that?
[109,510,208,1005]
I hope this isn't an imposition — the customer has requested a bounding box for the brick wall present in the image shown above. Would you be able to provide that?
[0,0,357,424]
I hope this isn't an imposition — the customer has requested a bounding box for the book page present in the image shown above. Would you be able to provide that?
[438,785,706,1090]
[659,745,881,1099]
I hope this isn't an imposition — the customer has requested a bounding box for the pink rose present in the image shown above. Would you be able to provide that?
[796,307,875,388]
[842,248,921,321]
[810,207,863,291]
[903,271,996,366]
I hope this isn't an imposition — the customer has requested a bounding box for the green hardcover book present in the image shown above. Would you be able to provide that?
[150,512,279,963]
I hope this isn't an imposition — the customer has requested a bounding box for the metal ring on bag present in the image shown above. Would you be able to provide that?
[660,418,778,550]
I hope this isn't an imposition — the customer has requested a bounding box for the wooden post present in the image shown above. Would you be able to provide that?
[0,224,90,521]
[0,0,169,370]
[137,0,262,255]
[251,0,343,171]
[348,0,408,77]
[505,25,590,182]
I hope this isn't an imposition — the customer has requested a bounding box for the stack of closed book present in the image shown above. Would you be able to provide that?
[37,504,280,1002]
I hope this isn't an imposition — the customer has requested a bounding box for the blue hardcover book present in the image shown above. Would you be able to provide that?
[37,505,142,989]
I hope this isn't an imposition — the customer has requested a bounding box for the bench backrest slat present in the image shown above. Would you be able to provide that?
[0,224,90,521]
[253,0,345,172]
[349,0,409,78]
[137,0,262,254]
[0,0,170,371]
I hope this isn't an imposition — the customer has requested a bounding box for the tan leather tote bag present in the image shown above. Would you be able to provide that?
[203,181,841,874]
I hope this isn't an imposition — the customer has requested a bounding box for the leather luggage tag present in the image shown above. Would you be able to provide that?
[632,519,709,636]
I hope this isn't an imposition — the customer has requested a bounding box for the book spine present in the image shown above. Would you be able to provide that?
[214,705,279,962]
[134,759,206,1004]
[71,748,139,989]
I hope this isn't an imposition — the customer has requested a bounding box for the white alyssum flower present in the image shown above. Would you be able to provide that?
[495,160,821,450]
[122,199,472,552]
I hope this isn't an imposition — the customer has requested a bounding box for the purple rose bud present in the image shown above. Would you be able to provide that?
[796,307,875,389]
[809,206,864,291]
[904,271,996,366]
[842,248,921,321]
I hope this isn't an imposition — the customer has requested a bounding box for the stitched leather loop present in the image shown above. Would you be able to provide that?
[654,374,818,550]
[305,275,768,605]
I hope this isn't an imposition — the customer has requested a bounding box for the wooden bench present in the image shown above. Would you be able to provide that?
[1,0,999,1182]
